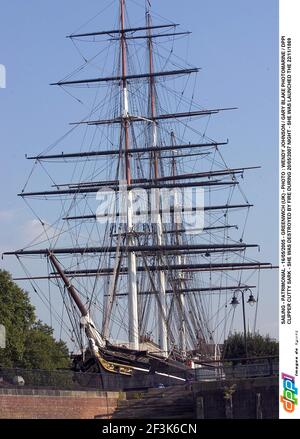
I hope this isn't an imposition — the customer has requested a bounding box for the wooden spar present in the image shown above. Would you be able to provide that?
[27,141,228,160]
[54,169,235,187]
[18,180,239,198]
[67,23,179,38]
[51,68,199,86]
[166,248,251,256]
[135,167,258,183]
[61,262,275,276]
[61,203,253,221]
[13,264,278,281]
[9,248,257,260]
[54,166,260,189]
[111,225,237,236]
[108,285,257,297]
[150,151,211,160]
[48,252,88,317]
[3,242,259,257]
[109,31,191,41]
[70,107,238,126]
[163,225,238,234]
[10,278,255,295]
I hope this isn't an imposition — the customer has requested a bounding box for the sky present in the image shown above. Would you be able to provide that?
[0,0,279,338]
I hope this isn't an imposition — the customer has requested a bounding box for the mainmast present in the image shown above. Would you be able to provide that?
[146,6,168,355]
[120,0,139,350]
[170,131,187,355]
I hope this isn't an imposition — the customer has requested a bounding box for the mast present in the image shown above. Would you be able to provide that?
[146,5,168,355]
[170,131,187,355]
[120,0,139,350]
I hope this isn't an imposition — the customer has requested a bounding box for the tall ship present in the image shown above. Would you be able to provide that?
[4,0,275,385]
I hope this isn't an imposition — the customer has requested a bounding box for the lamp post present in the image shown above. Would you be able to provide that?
[230,288,256,359]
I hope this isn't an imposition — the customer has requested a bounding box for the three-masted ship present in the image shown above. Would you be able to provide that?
[4,0,275,385]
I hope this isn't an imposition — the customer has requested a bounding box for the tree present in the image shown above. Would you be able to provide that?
[222,332,279,361]
[0,270,35,367]
[0,269,70,369]
[22,321,70,370]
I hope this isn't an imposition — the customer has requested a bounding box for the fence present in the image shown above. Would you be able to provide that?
[0,358,278,391]
[194,358,279,381]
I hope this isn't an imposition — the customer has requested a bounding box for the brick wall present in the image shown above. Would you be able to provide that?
[0,377,279,419]
[0,388,121,419]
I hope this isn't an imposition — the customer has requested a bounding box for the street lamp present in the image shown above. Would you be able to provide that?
[247,293,257,306]
[230,295,239,307]
[230,288,256,359]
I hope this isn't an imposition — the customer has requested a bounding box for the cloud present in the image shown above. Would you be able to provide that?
[0,210,59,255]
[21,219,56,245]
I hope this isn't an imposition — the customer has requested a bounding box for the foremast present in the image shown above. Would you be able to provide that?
[120,0,139,351]
[146,7,168,356]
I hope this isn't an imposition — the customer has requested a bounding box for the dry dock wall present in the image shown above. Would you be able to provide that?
[0,377,278,419]
[0,388,120,419]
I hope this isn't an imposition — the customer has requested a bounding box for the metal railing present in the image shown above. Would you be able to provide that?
[0,358,278,392]
[194,359,279,381]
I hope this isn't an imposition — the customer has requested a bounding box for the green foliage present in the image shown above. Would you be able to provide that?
[223,332,279,360]
[223,384,236,400]
[0,270,35,367]
[22,321,70,369]
[0,269,70,369]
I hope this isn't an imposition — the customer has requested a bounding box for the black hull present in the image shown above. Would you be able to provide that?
[72,347,192,391]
